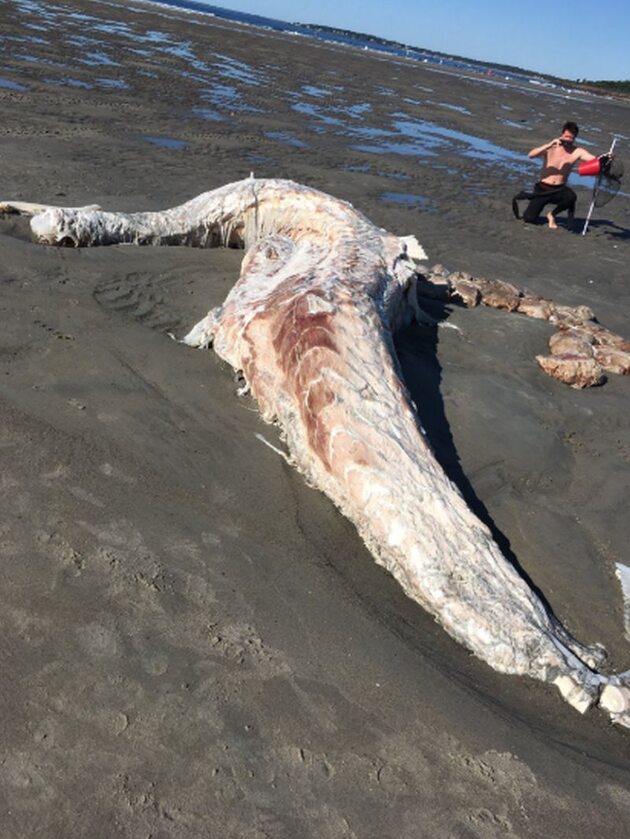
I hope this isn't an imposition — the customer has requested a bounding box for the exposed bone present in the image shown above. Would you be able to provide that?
[474,277,522,311]
[517,295,554,320]
[428,268,629,388]
[427,263,450,278]
[579,322,629,348]
[550,303,596,326]
[449,277,481,307]
[3,177,630,726]
[594,347,630,375]
[536,354,606,388]
[549,330,595,358]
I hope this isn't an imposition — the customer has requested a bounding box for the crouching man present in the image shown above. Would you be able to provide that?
[516,121,596,229]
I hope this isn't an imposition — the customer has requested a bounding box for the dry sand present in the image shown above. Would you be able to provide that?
[1,1,630,836]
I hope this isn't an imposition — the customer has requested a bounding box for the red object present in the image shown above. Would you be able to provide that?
[578,158,602,177]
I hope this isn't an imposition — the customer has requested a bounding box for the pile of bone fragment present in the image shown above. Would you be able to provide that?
[416,265,630,388]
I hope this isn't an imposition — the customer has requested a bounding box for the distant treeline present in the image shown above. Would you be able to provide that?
[578,80,630,96]
[298,22,537,76]
[298,22,627,94]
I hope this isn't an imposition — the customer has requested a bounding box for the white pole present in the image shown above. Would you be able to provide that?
[582,137,617,236]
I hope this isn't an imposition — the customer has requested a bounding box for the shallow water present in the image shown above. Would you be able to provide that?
[263,131,308,149]
[380,191,431,208]
[433,101,472,115]
[202,83,265,114]
[4,0,619,201]
[95,77,128,89]
[499,118,532,129]
[243,151,275,166]
[301,84,332,98]
[211,53,261,87]
[379,171,411,181]
[351,141,439,158]
[78,51,120,67]
[44,76,93,89]
[142,135,188,149]
[292,101,347,128]
[0,77,29,91]
[191,106,224,122]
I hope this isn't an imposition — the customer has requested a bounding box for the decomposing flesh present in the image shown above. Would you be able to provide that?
[2,178,629,725]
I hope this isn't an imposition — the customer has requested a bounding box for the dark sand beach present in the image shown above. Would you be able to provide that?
[1,1,630,836]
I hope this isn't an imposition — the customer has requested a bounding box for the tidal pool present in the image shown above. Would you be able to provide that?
[142,135,188,150]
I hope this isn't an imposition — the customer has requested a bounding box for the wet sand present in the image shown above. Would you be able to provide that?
[1,1,630,836]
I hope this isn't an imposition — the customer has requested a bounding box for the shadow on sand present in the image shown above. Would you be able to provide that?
[515,213,629,238]
[578,217,630,239]
[394,299,575,631]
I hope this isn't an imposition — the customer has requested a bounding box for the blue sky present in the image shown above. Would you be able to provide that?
[206,0,629,80]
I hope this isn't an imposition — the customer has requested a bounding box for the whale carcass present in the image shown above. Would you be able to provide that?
[2,178,629,725]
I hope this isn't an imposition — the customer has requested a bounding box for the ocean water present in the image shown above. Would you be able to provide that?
[143,0,533,81]
[136,0,598,109]
[5,0,615,198]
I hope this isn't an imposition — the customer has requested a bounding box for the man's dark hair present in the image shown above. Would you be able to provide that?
[562,121,579,136]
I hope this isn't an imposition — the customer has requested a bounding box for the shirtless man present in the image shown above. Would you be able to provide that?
[524,121,596,228]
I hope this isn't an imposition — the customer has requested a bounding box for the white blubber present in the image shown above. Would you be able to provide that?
[2,179,629,726]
